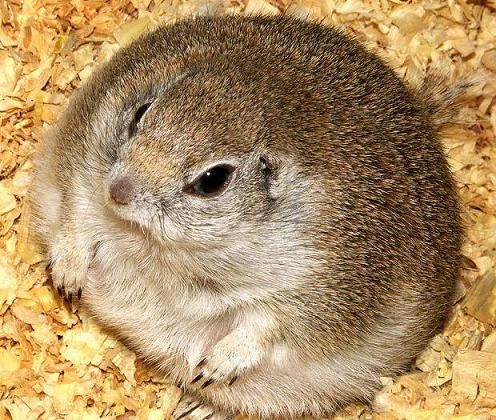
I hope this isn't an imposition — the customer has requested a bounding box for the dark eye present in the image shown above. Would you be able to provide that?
[186,164,235,197]
[129,103,151,136]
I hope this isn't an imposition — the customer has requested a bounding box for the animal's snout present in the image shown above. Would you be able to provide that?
[109,176,135,205]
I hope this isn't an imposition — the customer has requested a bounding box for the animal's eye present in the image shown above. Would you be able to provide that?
[186,164,235,197]
[129,103,151,136]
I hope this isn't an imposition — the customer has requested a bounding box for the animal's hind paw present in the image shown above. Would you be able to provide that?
[190,330,263,389]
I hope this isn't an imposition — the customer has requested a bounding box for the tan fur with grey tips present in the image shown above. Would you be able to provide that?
[30,15,463,419]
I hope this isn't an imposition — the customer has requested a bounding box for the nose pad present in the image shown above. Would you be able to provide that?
[109,176,135,205]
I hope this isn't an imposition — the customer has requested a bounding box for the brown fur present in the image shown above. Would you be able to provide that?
[30,15,463,419]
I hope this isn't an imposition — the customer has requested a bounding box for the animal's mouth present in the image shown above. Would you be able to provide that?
[105,192,173,246]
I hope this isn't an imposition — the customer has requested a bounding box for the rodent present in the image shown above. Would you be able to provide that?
[30,14,464,419]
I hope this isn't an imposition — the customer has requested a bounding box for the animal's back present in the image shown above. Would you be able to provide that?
[30,15,462,419]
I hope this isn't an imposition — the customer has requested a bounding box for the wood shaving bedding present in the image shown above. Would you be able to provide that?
[0,0,495,418]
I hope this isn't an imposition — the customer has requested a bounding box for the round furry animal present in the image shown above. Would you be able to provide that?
[31,15,463,419]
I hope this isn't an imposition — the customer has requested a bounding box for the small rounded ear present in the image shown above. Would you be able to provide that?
[259,155,280,193]
[259,155,306,201]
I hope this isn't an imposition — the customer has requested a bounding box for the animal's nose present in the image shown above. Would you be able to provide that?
[109,176,135,205]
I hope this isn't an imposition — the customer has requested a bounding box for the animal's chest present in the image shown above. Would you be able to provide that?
[84,243,230,374]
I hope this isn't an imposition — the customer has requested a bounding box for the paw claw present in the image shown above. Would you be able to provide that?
[192,373,203,384]
[201,378,215,389]
[173,394,228,420]
[175,402,203,420]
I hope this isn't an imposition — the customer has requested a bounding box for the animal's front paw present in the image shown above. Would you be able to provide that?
[48,234,96,303]
[173,394,230,420]
[191,332,264,388]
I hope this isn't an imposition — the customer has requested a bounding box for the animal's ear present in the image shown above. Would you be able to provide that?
[259,154,298,201]
[409,71,481,130]
[259,154,281,189]
[259,155,274,184]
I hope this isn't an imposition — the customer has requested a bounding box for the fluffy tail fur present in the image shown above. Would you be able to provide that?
[411,72,480,130]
